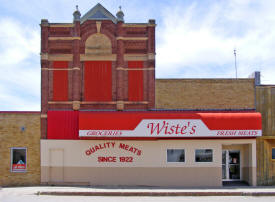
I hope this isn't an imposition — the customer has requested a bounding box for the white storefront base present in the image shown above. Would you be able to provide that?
[41,139,257,187]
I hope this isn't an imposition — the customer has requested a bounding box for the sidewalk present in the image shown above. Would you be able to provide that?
[2,186,275,196]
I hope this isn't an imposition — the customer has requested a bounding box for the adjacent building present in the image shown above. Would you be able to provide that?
[0,112,40,186]
[256,84,275,185]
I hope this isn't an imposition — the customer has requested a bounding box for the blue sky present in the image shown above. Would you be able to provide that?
[0,0,275,111]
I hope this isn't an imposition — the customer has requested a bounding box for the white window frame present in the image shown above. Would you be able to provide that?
[10,147,27,173]
[166,149,185,163]
[195,149,213,163]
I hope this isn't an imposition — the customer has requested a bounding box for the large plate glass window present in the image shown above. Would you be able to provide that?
[167,149,185,162]
[11,148,27,172]
[195,149,213,162]
[272,148,275,160]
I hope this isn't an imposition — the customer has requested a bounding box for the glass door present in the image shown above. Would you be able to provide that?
[222,150,240,181]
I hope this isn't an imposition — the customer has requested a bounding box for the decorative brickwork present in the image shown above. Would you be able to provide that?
[41,4,156,138]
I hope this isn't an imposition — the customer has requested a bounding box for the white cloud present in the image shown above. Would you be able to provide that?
[156,0,275,84]
[0,18,40,111]
[0,0,275,111]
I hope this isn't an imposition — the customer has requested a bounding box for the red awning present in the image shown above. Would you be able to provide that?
[79,111,262,131]
[47,111,262,140]
[79,111,262,139]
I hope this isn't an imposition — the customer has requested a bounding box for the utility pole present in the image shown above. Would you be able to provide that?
[234,48,237,79]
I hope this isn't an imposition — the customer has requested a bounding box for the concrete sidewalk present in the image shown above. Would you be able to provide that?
[2,186,275,196]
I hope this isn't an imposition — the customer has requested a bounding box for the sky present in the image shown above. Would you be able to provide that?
[0,0,275,111]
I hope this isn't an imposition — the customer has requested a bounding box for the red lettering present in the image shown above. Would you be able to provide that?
[119,143,126,149]
[190,125,196,135]
[164,122,169,134]
[119,143,142,156]
[218,131,224,135]
[119,157,133,163]
[147,121,166,135]
[85,150,91,156]
[125,144,129,150]
[147,121,197,136]
[137,150,142,156]
[180,125,187,134]
[129,147,134,152]
[175,124,181,134]
[98,156,116,163]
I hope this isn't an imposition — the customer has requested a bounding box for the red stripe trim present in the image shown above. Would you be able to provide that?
[0,111,40,114]
[79,137,257,140]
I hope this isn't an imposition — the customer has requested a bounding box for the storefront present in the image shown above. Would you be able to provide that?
[41,111,261,187]
[37,3,264,187]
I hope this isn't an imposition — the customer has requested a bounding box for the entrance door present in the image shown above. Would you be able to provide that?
[222,150,240,181]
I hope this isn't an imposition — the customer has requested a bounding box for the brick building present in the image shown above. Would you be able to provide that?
[39,4,261,187]
[0,3,264,187]
[0,112,40,186]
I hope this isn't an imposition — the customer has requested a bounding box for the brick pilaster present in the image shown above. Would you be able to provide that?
[40,19,49,139]
[147,20,156,109]
[72,20,81,110]
[116,21,125,110]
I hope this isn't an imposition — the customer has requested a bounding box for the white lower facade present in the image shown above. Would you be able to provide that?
[41,139,257,187]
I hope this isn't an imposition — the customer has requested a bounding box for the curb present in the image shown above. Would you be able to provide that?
[37,191,275,196]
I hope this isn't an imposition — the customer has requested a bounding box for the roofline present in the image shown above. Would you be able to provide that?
[80,3,117,24]
[76,108,257,113]
[0,111,41,114]
[156,78,254,80]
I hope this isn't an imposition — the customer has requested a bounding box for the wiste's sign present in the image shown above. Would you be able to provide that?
[79,119,262,138]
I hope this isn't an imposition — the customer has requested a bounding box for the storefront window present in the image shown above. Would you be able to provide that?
[167,149,185,162]
[272,148,275,160]
[11,148,27,172]
[195,149,213,162]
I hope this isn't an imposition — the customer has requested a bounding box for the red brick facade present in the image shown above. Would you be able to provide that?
[40,4,156,138]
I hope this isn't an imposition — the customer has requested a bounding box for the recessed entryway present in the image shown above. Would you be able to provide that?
[222,150,241,181]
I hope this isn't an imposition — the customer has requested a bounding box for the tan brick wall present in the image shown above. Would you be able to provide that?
[156,79,255,109]
[0,113,40,186]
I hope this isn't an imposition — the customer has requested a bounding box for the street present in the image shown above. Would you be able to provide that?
[1,187,275,202]
[1,195,275,202]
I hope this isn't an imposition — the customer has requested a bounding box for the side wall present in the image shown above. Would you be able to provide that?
[0,113,41,186]
[256,86,275,185]
[156,79,255,109]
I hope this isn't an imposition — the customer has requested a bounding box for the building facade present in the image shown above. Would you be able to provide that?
[256,85,275,185]
[1,3,268,187]
[0,112,40,186]
[39,4,261,187]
